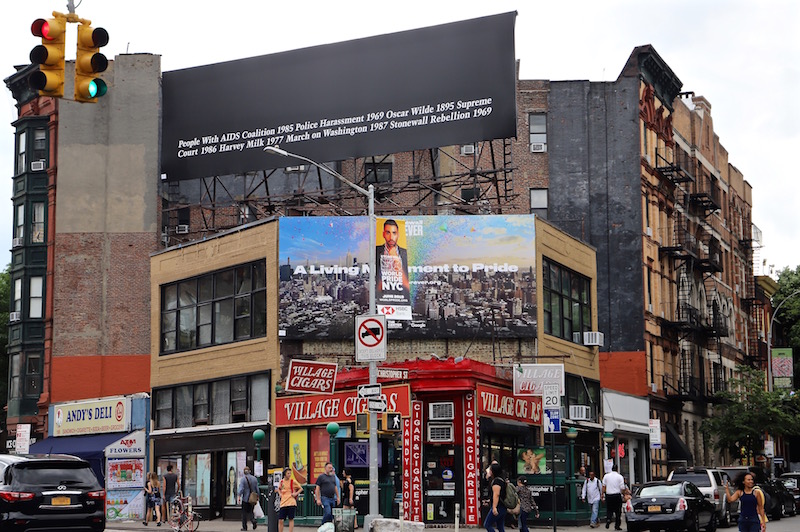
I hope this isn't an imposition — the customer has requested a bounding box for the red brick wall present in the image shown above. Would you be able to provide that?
[599,351,648,397]
[51,355,151,401]
[51,232,154,401]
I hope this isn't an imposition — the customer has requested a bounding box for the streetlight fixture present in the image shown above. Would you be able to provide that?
[766,288,800,479]
[327,422,341,472]
[264,146,380,524]
[566,427,578,478]
[253,428,266,480]
[767,288,800,393]
[602,432,614,461]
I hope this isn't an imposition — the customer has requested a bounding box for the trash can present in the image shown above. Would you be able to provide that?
[333,508,357,532]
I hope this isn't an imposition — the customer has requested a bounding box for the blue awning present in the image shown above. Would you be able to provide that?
[29,432,130,486]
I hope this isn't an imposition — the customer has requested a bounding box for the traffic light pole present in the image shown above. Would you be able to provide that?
[264,147,381,526]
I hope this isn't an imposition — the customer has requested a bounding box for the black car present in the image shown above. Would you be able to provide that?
[770,477,797,517]
[624,480,717,532]
[0,454,105,532]
[779,472,800,512]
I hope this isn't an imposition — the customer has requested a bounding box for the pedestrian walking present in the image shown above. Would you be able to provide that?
[581,470,603,528]
[161,465,180,523]
[725,472,767,532]
[277,468,302,532]
[484,463,507,532]
[314,461,340,524]
[238,466,259,531]
[143,472,162,526]
[601,465,625,531]
[515,477,538,532]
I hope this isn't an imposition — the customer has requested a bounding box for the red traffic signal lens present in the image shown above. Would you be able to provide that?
[31,19,48,38]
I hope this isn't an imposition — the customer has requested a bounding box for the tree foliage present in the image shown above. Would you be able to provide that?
[701,365,800,458]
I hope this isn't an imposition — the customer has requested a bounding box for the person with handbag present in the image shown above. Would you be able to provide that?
[238,466,260,531]
[143,472,163,526]
[278,467,302,532]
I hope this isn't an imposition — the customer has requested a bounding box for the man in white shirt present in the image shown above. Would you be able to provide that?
[601,465,626,531]
[581,470,603,528]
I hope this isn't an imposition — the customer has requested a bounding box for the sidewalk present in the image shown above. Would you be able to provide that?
[105,520,603,532]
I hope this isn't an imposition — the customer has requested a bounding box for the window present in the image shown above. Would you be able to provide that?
[160,261,267,354]
[542,258,591,342]
[15,205,24,240]
[32,203,45,243]
[156,389,173,429]
[529,113,547,149]
[16,131,26,175]
[13,278,22,313]
[29,277,43,318]
[365,162,392,185]
[153,373,270,429]
[26,354,41,396]
[566,374,599,420]
[530,188,548,218]
[9,354,21,399]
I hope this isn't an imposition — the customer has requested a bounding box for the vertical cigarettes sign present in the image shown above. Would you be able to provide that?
[463,393,480,525]
[403,401,423,521]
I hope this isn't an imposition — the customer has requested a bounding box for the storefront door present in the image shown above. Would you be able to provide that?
[423,444,462,523]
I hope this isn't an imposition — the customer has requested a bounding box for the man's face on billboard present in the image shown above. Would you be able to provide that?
[383,224,399,248]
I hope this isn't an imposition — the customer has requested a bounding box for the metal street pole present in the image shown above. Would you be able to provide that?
[766,288,800,479]
[264,147,380,524]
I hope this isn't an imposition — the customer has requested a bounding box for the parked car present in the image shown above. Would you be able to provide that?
[0,454,105,532]
[780,472,800,513]
[770,477,797,517]
[624,480,717,532]
[718,466,781,520]
[668,466,735,527]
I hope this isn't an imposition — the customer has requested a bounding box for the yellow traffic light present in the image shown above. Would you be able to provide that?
[74,23,109,103]
[30,15,67,97]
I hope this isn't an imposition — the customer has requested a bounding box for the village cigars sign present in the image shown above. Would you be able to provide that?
[403,401,423,521]
[512,363,565,396]
[278,214,537,340]
[276,384,411,426]
[285,360,338,394]
[476,383,543,426]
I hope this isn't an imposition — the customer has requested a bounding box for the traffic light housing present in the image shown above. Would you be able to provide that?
[74,23,109,102]
[356,412,369,432]
[30,15,67,97]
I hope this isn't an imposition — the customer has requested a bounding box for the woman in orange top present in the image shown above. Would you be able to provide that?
[278,468,303,532]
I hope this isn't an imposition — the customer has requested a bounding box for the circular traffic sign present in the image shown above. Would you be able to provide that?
[358,318,385,347]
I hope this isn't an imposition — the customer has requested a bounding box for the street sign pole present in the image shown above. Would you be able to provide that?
[367,190,380,529]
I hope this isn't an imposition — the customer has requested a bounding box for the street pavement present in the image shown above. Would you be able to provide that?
[105,513,800,532]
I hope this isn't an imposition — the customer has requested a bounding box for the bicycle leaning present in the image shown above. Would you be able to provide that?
[168,492,201,532]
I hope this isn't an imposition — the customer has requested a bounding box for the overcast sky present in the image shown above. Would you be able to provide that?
[3,0,798,273]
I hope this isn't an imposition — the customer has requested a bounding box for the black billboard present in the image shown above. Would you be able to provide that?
[161,12,517,181]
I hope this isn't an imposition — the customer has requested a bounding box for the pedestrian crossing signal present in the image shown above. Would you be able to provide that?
[384,412,402,431]
[356,412,369,432]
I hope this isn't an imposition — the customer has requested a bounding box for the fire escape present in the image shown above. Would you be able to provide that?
[656,147,725,402]
[740,223,765,368]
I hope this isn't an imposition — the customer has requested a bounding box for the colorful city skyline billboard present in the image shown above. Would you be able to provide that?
[161,12,517,181]
[278,215,537,340]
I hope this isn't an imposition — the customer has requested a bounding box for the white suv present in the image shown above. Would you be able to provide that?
[667,466,734,527]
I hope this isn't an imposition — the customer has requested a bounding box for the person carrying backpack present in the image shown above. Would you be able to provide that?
[581,470,603,528]
[485,463,508,532]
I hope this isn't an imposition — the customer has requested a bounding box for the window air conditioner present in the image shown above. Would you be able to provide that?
[30,160,46,172]
[583,331,604,346]
[427,423,454,442]
[429,402,454,421]
[572,332,583,344]
[175,225,190,234]
[569,405,591,421]
[530,143,547,153]
[650,382,658,393]
[285,165,306,172]
[643,154,651,165]
[12,237,23,248]
[647,304,654,313]
[9,311,21,322]
[646,227,653,237]
[460,144,475,156]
